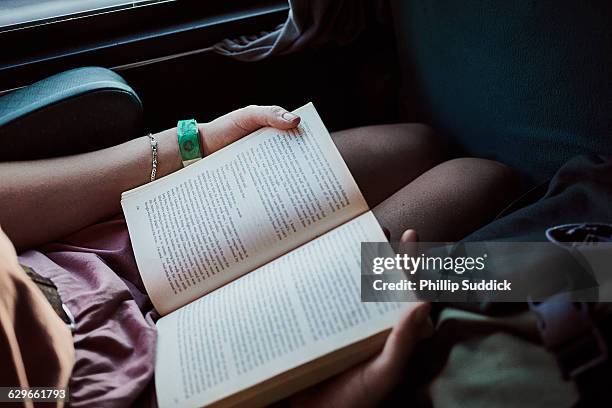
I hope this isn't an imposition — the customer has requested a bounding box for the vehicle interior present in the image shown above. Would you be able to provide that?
[1,0,403,158]
[1,1,611,407]
[4,1,610,183]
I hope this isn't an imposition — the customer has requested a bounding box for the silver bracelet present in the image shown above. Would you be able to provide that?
[147,133,158,182]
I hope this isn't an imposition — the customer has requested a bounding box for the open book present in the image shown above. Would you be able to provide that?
[121,103,413,408]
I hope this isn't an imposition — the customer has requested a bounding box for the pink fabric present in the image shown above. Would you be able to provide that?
[18,216,157,408]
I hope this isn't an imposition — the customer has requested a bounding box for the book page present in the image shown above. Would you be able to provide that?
[121,103,368,315]
[154,212,415,408]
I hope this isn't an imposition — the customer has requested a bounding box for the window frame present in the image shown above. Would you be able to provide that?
[0,0,177,32]
[0,0,288,91]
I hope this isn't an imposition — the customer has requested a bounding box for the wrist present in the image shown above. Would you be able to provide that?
[197,122,210,156]
[155,128,183,176]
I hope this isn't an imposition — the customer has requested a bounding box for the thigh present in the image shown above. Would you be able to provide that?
[373,158,521,242]
[332,123,444,207]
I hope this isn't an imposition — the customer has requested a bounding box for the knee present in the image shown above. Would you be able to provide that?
[441,157,521,202]
[386,123,436,139]
[368,123,445,176]
[443,157,516,180]
[334,122,442,159]
[385,123,442,160]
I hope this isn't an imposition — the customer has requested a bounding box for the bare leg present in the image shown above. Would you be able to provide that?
[333,124,445,207]
[332,125,520,241]
[373,158,520,241]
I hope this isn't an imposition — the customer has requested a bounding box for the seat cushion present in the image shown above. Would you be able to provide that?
[0,67,143,161]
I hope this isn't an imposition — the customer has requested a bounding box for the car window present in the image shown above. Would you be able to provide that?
[0,0,174,31]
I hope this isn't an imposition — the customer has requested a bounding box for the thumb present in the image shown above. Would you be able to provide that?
[400,229,418,243]
[226,105,301,132]
[200,105,300,153]
[397,228,419,258]
[290,302,432,408]
[366,302,432,382]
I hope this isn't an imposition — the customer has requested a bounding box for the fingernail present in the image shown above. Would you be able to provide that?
[281,111,299,122]
[400,229,418,243]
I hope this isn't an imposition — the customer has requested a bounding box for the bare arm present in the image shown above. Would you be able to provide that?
[0,105,300,251]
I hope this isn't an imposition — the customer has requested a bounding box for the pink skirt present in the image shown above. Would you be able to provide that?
[19,216,157,408]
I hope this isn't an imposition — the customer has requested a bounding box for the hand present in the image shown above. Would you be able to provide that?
[292,230,432,408]
[198,105,301,154]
